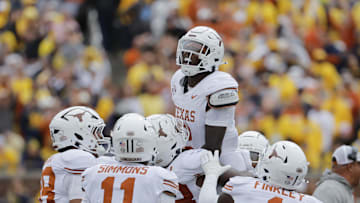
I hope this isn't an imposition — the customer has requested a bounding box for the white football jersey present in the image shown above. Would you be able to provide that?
[222,177,323,203]
[96,155,117,164]
[39,149,97,202]
[168,149,206,202]
[82,162,180,203]
[171,70,238,152]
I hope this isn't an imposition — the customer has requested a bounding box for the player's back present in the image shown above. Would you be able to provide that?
[223,177,322,203]
[39,149,97,202]
[82,162,179,203]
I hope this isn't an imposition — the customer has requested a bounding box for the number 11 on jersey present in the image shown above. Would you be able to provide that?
[101,177,135,203]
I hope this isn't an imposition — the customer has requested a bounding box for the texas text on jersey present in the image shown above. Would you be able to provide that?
[171,69,239,151]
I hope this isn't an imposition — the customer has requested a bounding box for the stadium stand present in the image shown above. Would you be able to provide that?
[0,0,360,201]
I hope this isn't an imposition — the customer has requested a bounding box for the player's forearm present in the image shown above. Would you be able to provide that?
[203,125,226,152]
[199,174,219,203]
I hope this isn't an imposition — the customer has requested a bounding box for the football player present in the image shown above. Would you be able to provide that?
[148,114,203,202]
[199,141,323,203]
[171,26,243,170]
[81,113,180,203]
[39,106,110,203]
[237,131,270,172]
[148,114,251,202]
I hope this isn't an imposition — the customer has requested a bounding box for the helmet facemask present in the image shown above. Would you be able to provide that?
[89,124,111,156]
[176,26,224,76]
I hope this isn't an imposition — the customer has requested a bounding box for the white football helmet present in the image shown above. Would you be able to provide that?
[257,141,309,190]
[49,106,110,155]
[147,114,190,167]
[111,113,158,163]
[176,26,225,76]
[237,131,270,166]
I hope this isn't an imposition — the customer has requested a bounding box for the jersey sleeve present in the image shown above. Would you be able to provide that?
[205,105,236,127]
[154,167,181,198]
[60,150,97,175]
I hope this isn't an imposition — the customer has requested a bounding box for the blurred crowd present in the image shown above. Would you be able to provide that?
[1,0,360,185]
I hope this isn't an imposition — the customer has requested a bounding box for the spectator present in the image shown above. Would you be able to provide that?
[313,145,360,203]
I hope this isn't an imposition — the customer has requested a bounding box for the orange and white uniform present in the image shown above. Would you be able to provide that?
[39,149,97,202]
[223,177,323,203]
[171,70,238,152]
[171,70,247,171]
[169,149,252,202]
[82,162,180,203]
[168,149,205,202]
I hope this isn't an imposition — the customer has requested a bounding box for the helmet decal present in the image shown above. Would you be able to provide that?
[268,147,284,161]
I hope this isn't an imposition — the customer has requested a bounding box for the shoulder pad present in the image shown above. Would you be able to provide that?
[60,149,97,173]
[209,88,239,108]
[205,72,238,92]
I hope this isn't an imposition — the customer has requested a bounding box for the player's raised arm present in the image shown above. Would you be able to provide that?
[204,88,239,152]
[198,150,231,203]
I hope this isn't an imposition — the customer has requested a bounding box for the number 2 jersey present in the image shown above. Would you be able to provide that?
[81,160,180,203]
[39,149,97,202]
[171,70,239,152]
[222,177,323,203]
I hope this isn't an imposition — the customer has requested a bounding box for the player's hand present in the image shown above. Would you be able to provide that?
[201,150,231,177]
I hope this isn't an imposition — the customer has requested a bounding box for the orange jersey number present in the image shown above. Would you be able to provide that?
[269,197,283,203]
[101,177,135,203]
[40,167,56,202]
